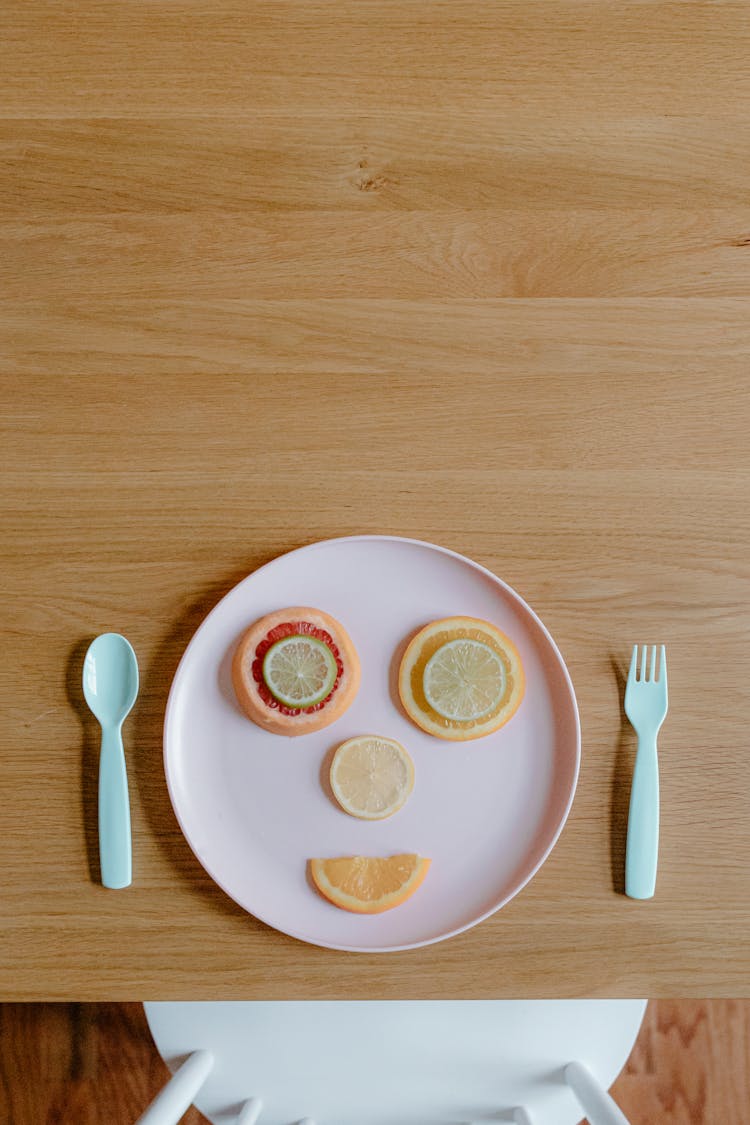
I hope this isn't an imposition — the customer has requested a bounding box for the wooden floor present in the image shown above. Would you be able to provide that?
[0,1001,748,1124]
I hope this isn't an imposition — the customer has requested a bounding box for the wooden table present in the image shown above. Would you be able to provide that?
[1,2,749,1000]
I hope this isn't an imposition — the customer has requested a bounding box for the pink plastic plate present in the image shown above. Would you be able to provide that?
[164,536,580,951]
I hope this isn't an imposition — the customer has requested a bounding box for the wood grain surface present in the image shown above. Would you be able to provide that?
[1,1001,749,1125]
[1,0,750,1000]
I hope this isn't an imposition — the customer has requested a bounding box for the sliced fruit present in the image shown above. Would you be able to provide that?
[309,854,431,913]
[398,616,525,741]
[262,634,337,708]
[423,638,505,721]
[330,735,415,820]
[254,619,344,716]
[232,607,361,736]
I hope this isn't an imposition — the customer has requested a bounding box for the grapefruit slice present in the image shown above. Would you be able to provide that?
[233,607,360,735]
[398,616,524,740]
[309,854,431,913]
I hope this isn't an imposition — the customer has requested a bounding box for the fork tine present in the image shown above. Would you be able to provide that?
[628,644,638,682]
[660,644,667,685]
[650,645,657,682]
[640,645,648,681]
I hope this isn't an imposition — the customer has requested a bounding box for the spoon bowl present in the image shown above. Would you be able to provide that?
[83,633,139,728]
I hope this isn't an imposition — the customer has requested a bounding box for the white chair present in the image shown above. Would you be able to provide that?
[138,1000,646,1125]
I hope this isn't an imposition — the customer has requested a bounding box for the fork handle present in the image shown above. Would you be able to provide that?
[625,733,659,899]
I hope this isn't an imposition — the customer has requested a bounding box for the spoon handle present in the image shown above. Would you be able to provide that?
[98,725,132,889]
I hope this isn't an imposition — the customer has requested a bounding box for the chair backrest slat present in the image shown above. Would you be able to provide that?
[135,1050,214,1125]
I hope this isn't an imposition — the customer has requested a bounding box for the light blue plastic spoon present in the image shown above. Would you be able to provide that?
[82,633,138,889]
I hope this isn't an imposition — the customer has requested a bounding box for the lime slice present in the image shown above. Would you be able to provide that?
[422,638,505,722]
[262,635,337,708]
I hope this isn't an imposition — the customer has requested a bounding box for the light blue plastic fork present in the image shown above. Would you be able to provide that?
[624,644,668,900]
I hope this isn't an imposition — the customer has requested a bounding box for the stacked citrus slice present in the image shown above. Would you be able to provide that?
[398,616,524,740]
[232,606,360,735]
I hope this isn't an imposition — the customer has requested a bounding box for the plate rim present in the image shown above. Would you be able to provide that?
[163,534,581,952]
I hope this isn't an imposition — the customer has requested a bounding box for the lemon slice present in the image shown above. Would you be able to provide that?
[262,634,337,708]
[330,735,415,820]
[423,638,505,721]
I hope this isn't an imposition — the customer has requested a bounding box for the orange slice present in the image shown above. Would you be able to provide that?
[309,854,431,913]
[398,616,524,741]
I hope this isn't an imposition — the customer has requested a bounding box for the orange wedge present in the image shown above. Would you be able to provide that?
[309,854,431,914]
[398,616,525,741]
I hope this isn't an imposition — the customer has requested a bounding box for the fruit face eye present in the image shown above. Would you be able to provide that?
[233,608,360,735]
[398,617,525,741]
